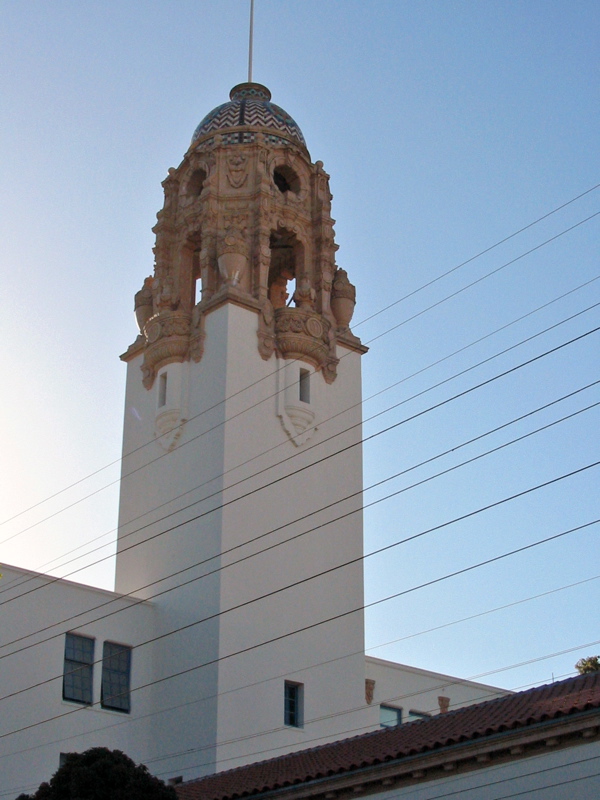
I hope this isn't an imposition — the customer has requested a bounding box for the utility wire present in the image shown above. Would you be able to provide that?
[1,189,597,532]
[1,321,597,630]
[1,570,597,775]
[356,181,600,329]
[1,388,596,662]
[2,297,598,601]
[0,456,597,720]
[3,279,597,585]
[367,211,600,347]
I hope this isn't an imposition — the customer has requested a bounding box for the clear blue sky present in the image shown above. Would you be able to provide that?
[1,0,598,693]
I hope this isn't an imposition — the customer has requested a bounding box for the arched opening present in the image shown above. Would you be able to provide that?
[268,229,303,309]
[187,168,207,198]
[273,165,300,195]
[192,248,202,304]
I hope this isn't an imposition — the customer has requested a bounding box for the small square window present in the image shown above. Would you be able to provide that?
[101,642,132,713]
[284,681,303,727]
[380,704,402,728]
[63,633,94,705]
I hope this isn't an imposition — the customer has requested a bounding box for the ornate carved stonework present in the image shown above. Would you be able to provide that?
[155,409,186,452]
[134,276,154,332]
[141,310,191,389]
[330,268,356,330]
[257,299,276,360]
[189,307,206,363]
[226,153,249,188]
[122,82,365,396]
[365,678,376,705]
[274,307,328,364]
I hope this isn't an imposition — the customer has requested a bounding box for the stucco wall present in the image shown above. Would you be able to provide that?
[0,564,156,796]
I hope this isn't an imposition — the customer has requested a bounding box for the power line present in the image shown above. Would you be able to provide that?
[366,210,600,346]
[0,384,596,667]
[1,457,597,722]
[356,181,600,329]
[1,322,597,635]
[1,189,597,533]
[1,568,597,777]
[2,299,598,605]
[366,572,600,655]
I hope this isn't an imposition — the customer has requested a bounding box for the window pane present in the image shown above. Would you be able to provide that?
[380,705,402,728]
[284,681,303,727]
[63,634,94,705]
[101,642,131,712]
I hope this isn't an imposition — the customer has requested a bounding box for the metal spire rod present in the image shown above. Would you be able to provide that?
[248,0,254,83]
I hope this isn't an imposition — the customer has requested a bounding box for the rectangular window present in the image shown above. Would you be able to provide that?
[158,372,168,408]
[63,633,94,705]
[284,681,303,727]
[408,709,431,721]
[380,704,402,728]
[299,369,310,404]
[101,641,132,713]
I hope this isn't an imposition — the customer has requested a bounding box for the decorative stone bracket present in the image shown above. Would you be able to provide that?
[141,310,191,389]
[272,306,339,383]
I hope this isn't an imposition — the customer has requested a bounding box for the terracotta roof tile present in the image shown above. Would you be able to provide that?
[175,672,600,800]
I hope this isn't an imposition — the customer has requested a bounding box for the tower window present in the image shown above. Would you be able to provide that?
[299,369,310,403]
[284,681,303,727]
[101,641,132,713]
[63,633,94,705]
[273,165,300,194]
[158,372,167,408]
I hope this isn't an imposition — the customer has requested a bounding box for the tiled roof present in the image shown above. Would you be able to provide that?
[176,672,600,800]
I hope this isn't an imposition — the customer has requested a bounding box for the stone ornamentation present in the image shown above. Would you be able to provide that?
[226,153,249,188]
[122,82,366,400]
[141,310,191,389]
[330,268,356,330]
[134,276,154,332]
[365,679,375,705]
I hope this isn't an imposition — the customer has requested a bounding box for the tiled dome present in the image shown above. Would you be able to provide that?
[191,83,306,148]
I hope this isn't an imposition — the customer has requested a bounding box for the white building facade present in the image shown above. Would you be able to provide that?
[0,84,507,797]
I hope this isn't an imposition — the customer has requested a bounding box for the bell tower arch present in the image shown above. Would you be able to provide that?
[117,83,374,776]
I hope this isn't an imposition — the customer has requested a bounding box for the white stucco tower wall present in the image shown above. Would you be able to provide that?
[115,82,376,779]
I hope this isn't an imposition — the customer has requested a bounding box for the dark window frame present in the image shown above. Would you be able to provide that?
[284,681,303,727]
[101,641,132,713]
[63,633,94,706]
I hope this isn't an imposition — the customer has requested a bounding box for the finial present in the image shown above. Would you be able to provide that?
[248,0,254,83]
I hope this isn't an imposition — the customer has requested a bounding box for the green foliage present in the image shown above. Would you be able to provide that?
[575,655,600,675]
[15,748,177,800]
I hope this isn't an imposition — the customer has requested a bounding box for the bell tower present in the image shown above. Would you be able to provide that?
[116,83,374,777]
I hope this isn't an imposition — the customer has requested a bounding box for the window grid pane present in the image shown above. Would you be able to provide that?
[63,634,94,705]
[284,682,301,727]
[101,642,131,712]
